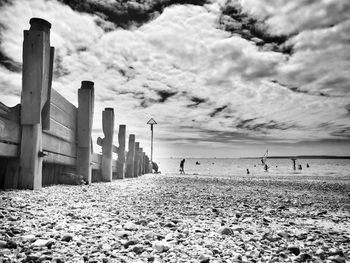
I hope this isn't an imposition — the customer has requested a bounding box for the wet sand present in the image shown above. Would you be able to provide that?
[0,173,349,262]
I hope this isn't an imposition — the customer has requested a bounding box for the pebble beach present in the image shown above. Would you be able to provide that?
[0,173,350,263]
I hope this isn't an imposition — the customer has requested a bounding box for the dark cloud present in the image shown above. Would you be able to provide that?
[187,97,207,108]
[236,117,297,131]
[156,90,177,103]
[271,80,333,97]
[209,105,228,117]
[57,0,209,29]
[219,1,293,55]
[0,48,21,72]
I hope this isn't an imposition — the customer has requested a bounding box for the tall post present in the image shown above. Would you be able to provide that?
[147,118,157,173]
[134,142,140,177]
[151,126,153,165]
[125,134,135,178]
[116,124,126,179]
[139,148,144,175]
[77,81,94,184]
[19,18,52,189]
[101,108,114,182]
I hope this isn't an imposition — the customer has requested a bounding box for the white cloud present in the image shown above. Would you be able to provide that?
[0,0,349,157]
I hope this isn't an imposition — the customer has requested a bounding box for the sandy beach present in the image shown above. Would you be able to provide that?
[0,174,349,263]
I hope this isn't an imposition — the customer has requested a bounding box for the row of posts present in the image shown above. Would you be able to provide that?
[17,17,151,189]
[99,109,152,182]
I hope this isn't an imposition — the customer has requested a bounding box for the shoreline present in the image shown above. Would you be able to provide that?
[1,174,349,262]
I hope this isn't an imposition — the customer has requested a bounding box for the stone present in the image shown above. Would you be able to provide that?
[124,222,138,231]
[219,227,233,236]
[333,255,346,263]
[199,253,211,263]
[153,241,171,252]
[0,240,7,248]
[32,239,50,247]
[132,244,145,254]
[21,234,36,241]
[6,240,17,249]
[287,245,300,256]
[61,234,73,242]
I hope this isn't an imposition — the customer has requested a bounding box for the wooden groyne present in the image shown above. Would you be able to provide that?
[0,18,151,190]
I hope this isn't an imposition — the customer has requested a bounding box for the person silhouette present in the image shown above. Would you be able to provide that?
[179,159,185,174]
[246,169,250,174]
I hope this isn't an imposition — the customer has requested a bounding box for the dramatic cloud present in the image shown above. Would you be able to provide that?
[0,0,349,157]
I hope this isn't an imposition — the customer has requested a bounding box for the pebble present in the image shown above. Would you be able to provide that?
[0,240,7,248]
[287,245,300,256]
[153,241,171,252]
[219,227,233,236]
[61,233,73,242]
[32,239,50,247]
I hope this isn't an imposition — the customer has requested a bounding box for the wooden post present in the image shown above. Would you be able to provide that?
[77,81,94,184]
[139,148,144,175]
[116,124,126,179]
[144,155,149,173]
[101,108,114,182]
[125,134,135,178]
[134,142,140,177]
[19,18,51,189]
[142,152,146,174]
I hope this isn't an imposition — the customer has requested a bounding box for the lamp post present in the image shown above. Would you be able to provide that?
[147,118,157,170]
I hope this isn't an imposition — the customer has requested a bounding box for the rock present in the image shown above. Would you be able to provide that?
[164,222,176,228]
[219,227,233,236]
[124,222,138,231]
[287,245,300,256]
[333,255,346,263]
[144,231,155,240]
[116,231,131,238]
[6,240,17,249]
[152,241,171,252]
[297,253,312,262]
[21,234,36,242]
[32,239,50,247]
[199,253,210,263]
[0,240,7,248]
[61,234,73,242]
[124,240,137,249]
[132,244,145,254]
[0,248,11,255]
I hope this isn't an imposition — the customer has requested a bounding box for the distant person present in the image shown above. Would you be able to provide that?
[298,164,302,170]
[179,159,185,174]
[246,169,250,174]
[264,164,269,172]
[306,163,310,168]
[152,162,159,173]
[196,161,200,165]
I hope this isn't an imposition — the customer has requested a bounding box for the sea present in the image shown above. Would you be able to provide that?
[156,158,350,180]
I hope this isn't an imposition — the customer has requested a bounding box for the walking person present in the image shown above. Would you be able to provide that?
[179,159,185,174]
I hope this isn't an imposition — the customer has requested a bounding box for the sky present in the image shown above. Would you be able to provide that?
[0,0,349,158]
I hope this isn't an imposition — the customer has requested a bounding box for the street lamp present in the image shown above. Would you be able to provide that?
[147,118,157,170]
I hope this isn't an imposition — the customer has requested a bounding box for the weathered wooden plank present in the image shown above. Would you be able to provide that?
[45,118,76,143]
[42,132,76,158]
[50,101,76,130]
[43,152,76,166]
[19,18,52,190]
[101,108,114,182]
[91,153,102,170]
[51,88,77,117]
[77,81,94,183]
[0,142,19,157]
[0,117,21,144]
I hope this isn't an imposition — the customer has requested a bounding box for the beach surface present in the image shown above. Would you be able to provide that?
[0,173,349,263]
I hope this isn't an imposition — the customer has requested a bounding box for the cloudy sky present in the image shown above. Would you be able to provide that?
[0,0,349,158]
